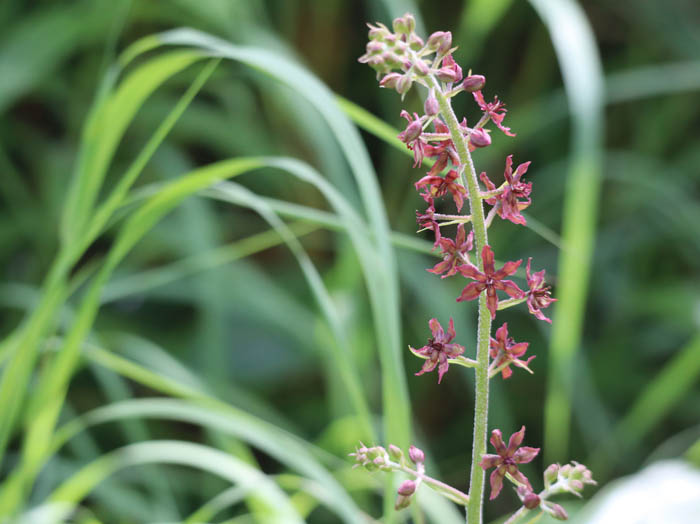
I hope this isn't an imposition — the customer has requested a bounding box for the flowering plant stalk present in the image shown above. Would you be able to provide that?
[352,14,595,523]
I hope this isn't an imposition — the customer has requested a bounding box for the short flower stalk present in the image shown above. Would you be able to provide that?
[356,13,592,523]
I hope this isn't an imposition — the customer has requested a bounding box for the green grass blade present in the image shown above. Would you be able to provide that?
[590,334,700,477]
[48,440,303,523]
[527,0,605,463]
[61,49,205,244]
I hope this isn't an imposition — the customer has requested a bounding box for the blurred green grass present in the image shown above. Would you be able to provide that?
[0,0,698,522]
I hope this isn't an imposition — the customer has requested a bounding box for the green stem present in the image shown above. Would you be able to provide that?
[428,76,492,524]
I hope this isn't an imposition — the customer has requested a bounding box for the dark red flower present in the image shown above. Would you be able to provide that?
[428,223,474,278]
[423,118,460,176]
[479,426,540,499]
[480,156,532,225]
[490,323,534,379]
[456,245,524,319]
[410,318,465,383]
[473,90,515,137]
[526,258,556,323]
[398,110,428,167]
[416,199,441,246]
[414,169,468,211]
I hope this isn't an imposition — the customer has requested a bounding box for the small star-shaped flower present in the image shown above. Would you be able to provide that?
[428,223,474,278]
[473,90,515,137]
[456,245,524,319]
[480,426,540,499]
[416,198,441,246]
[480,155,532,225]
[415,169,468,212]
[409,318,465,383]
[526,258,557,323]
[490,323,535,379]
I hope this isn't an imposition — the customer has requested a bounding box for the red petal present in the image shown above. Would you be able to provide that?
[489,468,505,500]
[514,446,540,465]
[481,245,495,276]
[490,429,506,454]
[508,342,529,358]
[493,259,522,280]
[429,318,444,339]
[495,323,509,345]
[486,286,498,319]
[447,318,456,341]
[496,279,525,299]
[479,453,502,470]
[457,282,485,302]
[457,263,486,281]
[507,426,526,455]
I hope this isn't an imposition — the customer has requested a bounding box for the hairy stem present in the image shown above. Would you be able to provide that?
[428,76,492,524]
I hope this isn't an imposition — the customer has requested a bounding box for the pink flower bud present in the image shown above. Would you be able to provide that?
[470,128,491,148]
[462,74,486,92]
[408,445,425,464]
[424,91,439,116]
[392,14,416,35]
[394,493,412,510]
[413,59,430,76]
[397,75,413,96]
[544,463,560,487]
[409,34,424,51]
[379,73,402,89]
[436,67,460,83]
[426,31,452,54]
[397,479,416,496]
[549,503,568,520]
[523,492,540,509]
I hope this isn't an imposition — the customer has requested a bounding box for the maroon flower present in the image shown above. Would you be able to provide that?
[473,90,515,137]
[398,110,428,167]
[415,169,468,211]
[490,323,534,379]
[456,245,524,319]
[410,318,465,383]
[526,258,557,323]
[416,199,441,246]
[428,223,474,278]
[423,118,460,176]
[480,156,532,225]
[480,426,540,499]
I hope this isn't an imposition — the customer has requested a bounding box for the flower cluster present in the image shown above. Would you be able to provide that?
[356,13,591,522]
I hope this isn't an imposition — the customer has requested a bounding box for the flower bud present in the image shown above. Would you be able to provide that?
[470,128,491,148]
[548,503,569,520]
[397,75,413,96]
[368,23,391,41]
[426,31,452,54]
[424,90,439,117]
[394,493,412,510]
[544,463,560,488]
[379,73,402,90]
[397,479,416,496]
[436,67,460,83]
[388,444,403,460]
[392,13,416,35]
[409,34,424,51]
[462,74,486,92]
[408,445,425,464]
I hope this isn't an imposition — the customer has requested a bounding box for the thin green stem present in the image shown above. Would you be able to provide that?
[394,464,470,506]
[428,76,492,524]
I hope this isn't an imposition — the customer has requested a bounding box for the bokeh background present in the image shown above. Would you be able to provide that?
[1,0,699,522]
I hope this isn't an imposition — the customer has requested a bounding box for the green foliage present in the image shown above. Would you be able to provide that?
[0,1,698,522]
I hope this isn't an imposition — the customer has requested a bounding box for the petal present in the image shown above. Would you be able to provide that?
[489,468,505,500]
[496,279,526,299]
[479,454,502,470]
[510,469,532,490]
[503,155,514,184]
[455,223,465,246]
[473,90,487,111]
[489,429,506,454]
[495,323,509,345]
[481,245,495,276]
[508,342,529,358]
[447,318,456,341]
[415,358,437,376]
[486,286,498,319]
[507,426,526,455]
[500,366,513,379]
[457,263,486,282]
[480,171,496,192]
[437,353,450,383]
[429,318,444,339]
[514,161,531,181]
[427,259,452,275]
[443,343,465,358]
[493,259,522,280]
[457,282,485,302]
[514,446,540,464]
